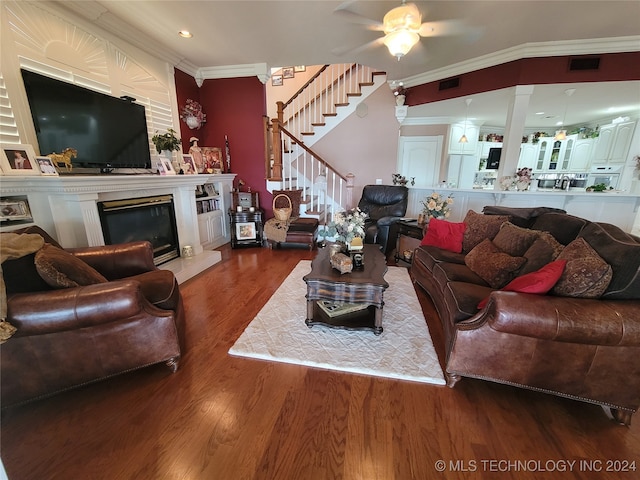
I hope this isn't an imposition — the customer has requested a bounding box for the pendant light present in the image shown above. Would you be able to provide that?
[459,98,472,143]
[554,88,576,140]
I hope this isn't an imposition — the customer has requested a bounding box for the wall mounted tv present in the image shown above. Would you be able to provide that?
[21,69,152,171]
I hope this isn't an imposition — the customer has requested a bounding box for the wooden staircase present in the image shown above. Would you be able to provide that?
[264,64,386,223]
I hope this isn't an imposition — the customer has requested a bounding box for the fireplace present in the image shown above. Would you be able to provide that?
[98,195,179,265]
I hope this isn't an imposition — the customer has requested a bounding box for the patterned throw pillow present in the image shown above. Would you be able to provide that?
[462,210,510,253]
[519,231,565,275]
[35,243,107,288]
[492,222,540,257]
[464,238,527,289]
[551,238,613,298]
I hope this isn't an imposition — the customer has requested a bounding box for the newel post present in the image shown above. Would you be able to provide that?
[271,117,283,181]
[346,173,355,210]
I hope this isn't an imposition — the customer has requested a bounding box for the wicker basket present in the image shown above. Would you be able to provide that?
[272,193,292,221]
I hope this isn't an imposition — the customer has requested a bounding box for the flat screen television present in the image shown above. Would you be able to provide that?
[21,69,152,171]
[487,147,501,169]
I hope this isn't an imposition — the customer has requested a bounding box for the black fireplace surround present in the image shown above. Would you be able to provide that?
[98,195,179,265]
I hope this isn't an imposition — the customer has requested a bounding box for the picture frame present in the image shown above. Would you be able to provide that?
[236,222,256,240]
[202,146,222,172]
[271,74,283,87]
[294,65,306,73]
[161,157,176,175]
[282,67,295,79]
[204,183,218,197]
[182,154,198,174]
[36,156,59,176]
[0,197,32,222]
[0,144,41,175]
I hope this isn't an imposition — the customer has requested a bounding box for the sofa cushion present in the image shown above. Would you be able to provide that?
[530,212,588,245]
[578,222,640,299]
[519,231,565,275]
[551,238,613,298]
[433,262,489,291]
[445,281,494,322]
[462,210,510,253]
[420,218,466,253]
[493,222,540,257]
[477,259,567,309]
[482,206,566,228]
[35,244,108,288]
[465,239,527,288]
[413,245,465,274]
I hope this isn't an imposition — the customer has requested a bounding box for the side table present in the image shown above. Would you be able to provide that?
[229,208,264,248]
[393,219,425,266]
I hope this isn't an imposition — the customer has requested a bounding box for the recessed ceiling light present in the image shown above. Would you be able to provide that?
[178,30,193,38]
[535,111,545,116]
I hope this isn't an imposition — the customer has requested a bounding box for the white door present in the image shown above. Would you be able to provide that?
[397,136,443,188]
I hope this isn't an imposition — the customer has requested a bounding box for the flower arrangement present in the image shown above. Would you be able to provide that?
[421,192,454,220]
[324,208,368,244]
[152,128,181,153]
[180,99,206,129]
[516,167,532,183]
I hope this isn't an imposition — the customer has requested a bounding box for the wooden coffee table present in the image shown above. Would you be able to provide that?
[303,244,389,335]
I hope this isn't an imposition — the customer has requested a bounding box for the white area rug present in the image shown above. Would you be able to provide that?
[229,261,446,385]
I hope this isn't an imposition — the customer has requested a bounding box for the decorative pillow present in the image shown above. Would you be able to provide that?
[35,243,108,289]
[420,218,466,253]
[519,232,565,275]
[551,238,613,298]
[462,210,510,253]
[492,222,540,257]
[272,189,302,219]
[464,239,527,288]
[477,259,567,309]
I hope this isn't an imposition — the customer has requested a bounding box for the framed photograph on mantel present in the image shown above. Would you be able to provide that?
[0,144,41,175]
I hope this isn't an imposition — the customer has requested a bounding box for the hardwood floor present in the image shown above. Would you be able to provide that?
[2,244,639,480]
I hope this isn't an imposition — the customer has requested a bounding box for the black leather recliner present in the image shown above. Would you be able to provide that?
[357,185,409,254]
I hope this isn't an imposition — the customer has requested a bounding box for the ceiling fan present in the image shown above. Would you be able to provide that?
[334,1,468,60]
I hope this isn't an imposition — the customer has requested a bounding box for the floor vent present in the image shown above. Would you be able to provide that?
[439,77,460,90]
[569,56,601,71]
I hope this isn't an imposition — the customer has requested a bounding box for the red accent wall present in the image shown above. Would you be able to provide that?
[174,70,269,212]
[407,52,640,106]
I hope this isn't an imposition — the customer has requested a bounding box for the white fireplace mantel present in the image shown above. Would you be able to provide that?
[1,173,236,282]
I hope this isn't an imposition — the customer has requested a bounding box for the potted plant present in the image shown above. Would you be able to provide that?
[152,128,181,154]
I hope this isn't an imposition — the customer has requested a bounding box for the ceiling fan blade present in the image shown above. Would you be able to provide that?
[418,19,467,37]
[334,2,384,31]
[331,37,385,57]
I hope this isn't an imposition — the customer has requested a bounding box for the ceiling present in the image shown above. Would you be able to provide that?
[56,0,640,128]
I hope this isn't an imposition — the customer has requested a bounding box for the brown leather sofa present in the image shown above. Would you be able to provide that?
[410,207,640,424]
[1,226,184,408]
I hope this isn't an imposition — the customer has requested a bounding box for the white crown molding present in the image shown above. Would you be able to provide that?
[402,36,640,88]
[402,116,454,126]
[197,63,270,84]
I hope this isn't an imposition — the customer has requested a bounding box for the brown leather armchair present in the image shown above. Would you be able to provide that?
[1,226,184,408]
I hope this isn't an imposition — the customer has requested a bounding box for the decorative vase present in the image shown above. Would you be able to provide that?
[185,115,200,129]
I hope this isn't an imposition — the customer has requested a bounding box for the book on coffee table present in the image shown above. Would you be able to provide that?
[317,300,369,318]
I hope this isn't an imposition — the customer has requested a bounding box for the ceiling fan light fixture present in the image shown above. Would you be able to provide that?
[383,2,422,34]
[383,30,420,59]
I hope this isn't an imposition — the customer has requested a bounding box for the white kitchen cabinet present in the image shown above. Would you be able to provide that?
[569,138,593,171]
[448,123,479,155]
[518,143,537,170]
[590,121,636,165]
[534,138,552,171]
[608,120,636,163]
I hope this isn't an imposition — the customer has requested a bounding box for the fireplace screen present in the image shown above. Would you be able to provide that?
[98,195,179,265]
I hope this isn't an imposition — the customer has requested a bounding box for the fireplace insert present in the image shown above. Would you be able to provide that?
[98,195,179,265]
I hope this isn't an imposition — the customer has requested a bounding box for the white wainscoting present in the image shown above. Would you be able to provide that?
[405,188,640,235]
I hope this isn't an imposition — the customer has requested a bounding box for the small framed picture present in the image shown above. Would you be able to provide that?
[182,154,198,174]
[36,156,59,176]
[204,183,218,197]
[282,67,294,79]
[236,222,256,240]
[0,197,32,222]
[161,158,176,175]
[294,65,306,73]
[271,74,283,87]
[0,144,41,175]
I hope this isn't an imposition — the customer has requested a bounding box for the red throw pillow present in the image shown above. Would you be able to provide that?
[477,259,567,309]
[420,218,467,253]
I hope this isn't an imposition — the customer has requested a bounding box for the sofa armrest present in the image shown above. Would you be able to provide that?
[376,216,403,227]
[459,291,640,346]
[67,241,157,279]
[7,279,169,336]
